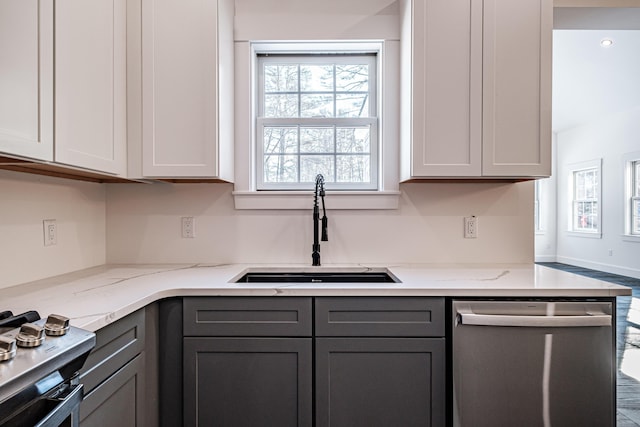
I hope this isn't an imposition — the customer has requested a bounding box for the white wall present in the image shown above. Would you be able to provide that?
[535,134,558,262]
[555,106,640,278]
[0,170,106,289]
[234,0,400,41]
[105,181,534,265]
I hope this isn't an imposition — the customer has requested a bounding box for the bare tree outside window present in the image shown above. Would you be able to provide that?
[257,53,378,190]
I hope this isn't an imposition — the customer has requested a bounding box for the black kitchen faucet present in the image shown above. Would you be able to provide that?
[312,174,328,266]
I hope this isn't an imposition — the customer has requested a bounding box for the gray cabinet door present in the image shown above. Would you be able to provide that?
[184,337,312,427]
[315,297,445,337]
[79,353,145,426]
[183,297,312,337]
[316,338,445,427]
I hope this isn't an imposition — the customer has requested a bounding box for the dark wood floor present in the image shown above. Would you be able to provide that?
[537,263,640,426]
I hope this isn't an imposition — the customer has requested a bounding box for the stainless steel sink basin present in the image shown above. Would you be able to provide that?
[233,269,399,283]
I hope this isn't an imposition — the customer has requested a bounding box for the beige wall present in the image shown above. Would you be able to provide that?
[0,170,106,289]
[105,182,534,265]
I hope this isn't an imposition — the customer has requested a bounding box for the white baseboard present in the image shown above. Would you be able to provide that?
[534,255,557,263]
[555,256,640,280]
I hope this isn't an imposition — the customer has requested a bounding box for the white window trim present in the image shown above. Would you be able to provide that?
[566,158,602,238]
[623,151,640,242]
[534,179,545,234]
[233,41,400,210]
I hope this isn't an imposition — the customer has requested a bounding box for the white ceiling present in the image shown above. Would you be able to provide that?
[552,7,640,133]
[553,29,640,132]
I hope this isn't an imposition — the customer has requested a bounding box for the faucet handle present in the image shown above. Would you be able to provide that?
[321,216,328,241]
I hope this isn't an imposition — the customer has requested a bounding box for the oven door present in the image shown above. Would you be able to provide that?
[1,378,84,427]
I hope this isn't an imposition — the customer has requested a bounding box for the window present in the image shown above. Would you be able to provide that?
[570,163,600,234]
[534,180,541,232]
[233,41,400,210]
[633,161,640,234]
[257,53,377,190]
[625,155,640,237]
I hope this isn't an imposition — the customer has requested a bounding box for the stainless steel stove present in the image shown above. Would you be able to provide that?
[0,311,96,426]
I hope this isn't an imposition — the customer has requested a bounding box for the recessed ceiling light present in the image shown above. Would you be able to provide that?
[600,39,614,47]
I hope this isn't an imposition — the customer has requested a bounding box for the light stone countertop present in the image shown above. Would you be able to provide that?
[0,263,631,332]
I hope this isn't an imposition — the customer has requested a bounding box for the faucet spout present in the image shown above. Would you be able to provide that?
[312,174,327,266]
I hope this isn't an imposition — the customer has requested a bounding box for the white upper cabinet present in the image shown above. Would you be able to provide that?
[0,0,127,177]
[482,0,552,177]
[139,0,234,180]
[54,0,127,175]
[0,0,54,161]
[401,0,552,179]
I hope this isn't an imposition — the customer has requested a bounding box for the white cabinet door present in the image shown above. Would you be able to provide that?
[54,0,127,175]
[141,0,233,179]
[402,0,551,179]
[482,0,552,177]
[0,0,53,161]
[401,0,482,178]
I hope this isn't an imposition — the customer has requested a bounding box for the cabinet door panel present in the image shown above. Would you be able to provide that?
[183,297,312,337]
[79,309,145,394]
[316,338,445,427]
[79,354,145,427]
[55,0,127,175]
[315,297,445,337]
[406,0,482,177]
[482,0,552,176]
[141,0,234,179]
[0,0,53,161]
[184,337,312,427]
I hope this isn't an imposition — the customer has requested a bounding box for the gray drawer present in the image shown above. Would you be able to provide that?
[183,297,313,337]
[79,309,145,394]
[315,297,445,337]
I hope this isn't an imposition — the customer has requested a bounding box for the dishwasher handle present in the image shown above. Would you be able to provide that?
[457,309,611,328]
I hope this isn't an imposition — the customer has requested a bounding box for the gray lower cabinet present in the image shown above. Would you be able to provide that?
[78,308,146,426]
[183,337,312,427]
[315,297,446,427]
[79,354,145,426]
[182,297,313,427]
[181,297,446,427]
[315,338,445,427]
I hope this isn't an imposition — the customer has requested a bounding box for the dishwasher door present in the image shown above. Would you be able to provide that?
[452,300,614,427]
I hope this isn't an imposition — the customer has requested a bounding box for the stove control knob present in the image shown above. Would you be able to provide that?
[0,336,17,361]
[45,314,70,336]
[16,323,45,348]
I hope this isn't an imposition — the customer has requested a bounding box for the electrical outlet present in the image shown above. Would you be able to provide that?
[608,249,613,256]
[464,216,477,238]
[43,219,57,246]
[182,217,195,238]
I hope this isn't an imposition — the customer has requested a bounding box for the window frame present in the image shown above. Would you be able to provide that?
[633,161,640,234]
[256,53,378,191]
[623,152,640,240]
[567,159,602,238]
[534,179,543,233]
[232,40,401,210]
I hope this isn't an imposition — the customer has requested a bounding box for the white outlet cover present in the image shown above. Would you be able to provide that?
[43,219,57,246]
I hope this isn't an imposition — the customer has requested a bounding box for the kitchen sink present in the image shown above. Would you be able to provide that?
[233,269,399,283]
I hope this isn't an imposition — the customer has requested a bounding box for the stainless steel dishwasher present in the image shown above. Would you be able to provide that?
[452,300,615,427]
